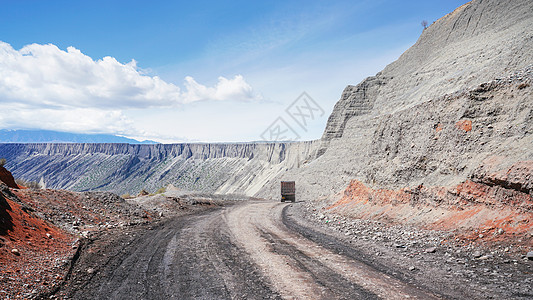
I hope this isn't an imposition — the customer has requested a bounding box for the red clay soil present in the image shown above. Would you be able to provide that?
[0,171,150,299]
[326,161,533,253]
[12,188,151,234]
[0,166,19,189]
[0,190,76,299]
[0,166,165,299]
[455,119,473,132]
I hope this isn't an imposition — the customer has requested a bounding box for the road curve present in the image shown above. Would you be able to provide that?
[63,201,441,299]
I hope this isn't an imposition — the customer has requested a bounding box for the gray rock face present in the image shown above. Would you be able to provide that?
[261,0,533,200]
[320,0,533,147]
[0,142,319,196]
[259,67,533,202]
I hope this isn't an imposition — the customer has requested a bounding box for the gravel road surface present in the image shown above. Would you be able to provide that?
[56,201,442,299]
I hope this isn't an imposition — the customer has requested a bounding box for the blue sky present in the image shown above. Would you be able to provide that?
[0,0,468,142]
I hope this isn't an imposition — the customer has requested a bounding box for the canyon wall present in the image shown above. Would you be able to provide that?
[0,142,319,196]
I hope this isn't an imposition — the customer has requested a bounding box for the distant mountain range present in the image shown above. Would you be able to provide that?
[0,130,158,144]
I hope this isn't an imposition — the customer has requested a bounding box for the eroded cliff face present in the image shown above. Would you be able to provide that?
[259,0,533,199]
[320,0,533,150]
[0,142,319,196]
[273,0,533,241]
[325,160,533,244]
[258,67,533,201]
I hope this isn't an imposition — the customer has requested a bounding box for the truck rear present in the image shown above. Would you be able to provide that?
[280,181,295,202]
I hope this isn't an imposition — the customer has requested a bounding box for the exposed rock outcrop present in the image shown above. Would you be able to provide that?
[0,141,319,196]
[327,160,533,226]
[0,166,19,189]
[259,66,533,203]
[319,0,533,151]
[321,160,533,251]
[0,182,76,298]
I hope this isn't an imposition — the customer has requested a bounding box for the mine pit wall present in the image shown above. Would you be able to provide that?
[320,0,533,151]
[249,69,533,249]
[0,141,320,197]
[257,69,533,203]
[278,0,533,208]
[323,161,533,249]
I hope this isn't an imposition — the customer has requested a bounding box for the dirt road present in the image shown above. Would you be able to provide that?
[56,201,441,299]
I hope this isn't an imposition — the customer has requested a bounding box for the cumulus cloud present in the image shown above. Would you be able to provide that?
[0,41,260,109]
[0,41,261,137]
[182,75,256,103]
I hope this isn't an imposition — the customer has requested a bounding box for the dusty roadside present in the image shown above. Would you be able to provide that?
[291,202,533,299]
[0,174,234,300]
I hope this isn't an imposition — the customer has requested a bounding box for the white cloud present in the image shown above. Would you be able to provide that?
[0,41,261,137]
[0,41,260,109]
[182,75,256,103]
[0,107,135,135]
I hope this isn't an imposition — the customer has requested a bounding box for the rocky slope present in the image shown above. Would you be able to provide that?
[0,142,319,196]
[0,164,232,299]
[0,166,19,189]
[0,161,162,299]
[258,0,533,249]
[321,0,533,145]
[262,66,533,199]
[258,0,533,199]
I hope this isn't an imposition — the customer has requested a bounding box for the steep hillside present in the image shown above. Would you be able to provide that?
[0,142,318,196]
[321,0,533,146]
[260,66,533,200]
[259,0,533,200]
[0,183,77,299]
[0,163,164,298]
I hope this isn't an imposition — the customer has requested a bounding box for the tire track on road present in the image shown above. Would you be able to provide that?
[226,201,441,299]
[60,200,443,299]
[166,208,280,299]
[259,229,378,300]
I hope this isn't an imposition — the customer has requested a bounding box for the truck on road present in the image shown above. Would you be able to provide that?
[281,181,295,202]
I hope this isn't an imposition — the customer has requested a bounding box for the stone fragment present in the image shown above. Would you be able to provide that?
[425,247,437,253]
[11,248,20,256]
[527,251,533,260]
[473,251,482,258]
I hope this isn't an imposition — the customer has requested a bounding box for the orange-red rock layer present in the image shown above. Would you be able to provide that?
[326,161,533,249]
[0,188,76,299]
[0,166,19,189]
